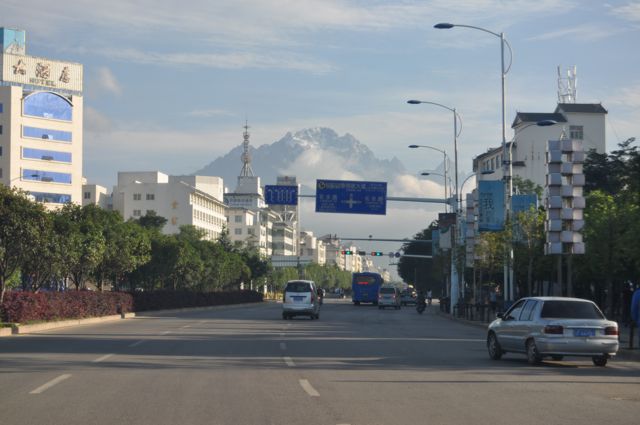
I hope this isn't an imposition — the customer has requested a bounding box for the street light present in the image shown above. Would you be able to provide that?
[410,145,450,210]
[408,99,462,312]
[420,171,453,208]
[435,22,514,301]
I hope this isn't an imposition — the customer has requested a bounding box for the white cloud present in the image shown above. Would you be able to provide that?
[527,24,621,42]
[186,109,237,118]
[93,67,122,96]
[610,1,640,23]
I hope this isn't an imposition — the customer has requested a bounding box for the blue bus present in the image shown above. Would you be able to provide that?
[352,272,384,305]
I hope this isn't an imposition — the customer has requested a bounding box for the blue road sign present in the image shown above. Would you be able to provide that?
[315,179,387,215]
[265,185,298,205]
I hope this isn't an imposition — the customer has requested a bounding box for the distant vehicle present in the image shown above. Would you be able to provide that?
[400,288,417,306]
[378,285,401,310]
[351,272,384,305]
[282,280,321,320]
[487,297,619,366]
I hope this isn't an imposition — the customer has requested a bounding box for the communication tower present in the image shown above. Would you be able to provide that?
[557,65,577,104]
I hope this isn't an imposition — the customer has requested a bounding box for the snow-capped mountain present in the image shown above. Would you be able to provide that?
[194,127,407,191]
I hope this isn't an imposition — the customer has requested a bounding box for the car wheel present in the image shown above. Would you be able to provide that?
[592,355,608,367]
[526,339,542,365]
[487,333,503,360]
[551,355,564,361]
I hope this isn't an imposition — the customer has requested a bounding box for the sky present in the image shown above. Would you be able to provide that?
[3,0,640,279]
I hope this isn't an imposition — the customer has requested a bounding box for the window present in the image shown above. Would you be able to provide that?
[569,125,584,140]
[133,193,141,201]
[504,299,526,321]
[541,300,604,319]
[29,192,71,204]
[519,300,538,321]
[84,191,91,200]
[23,92,72,121]
[0,125,2,134]
[22,169,71,184]
[22,147,72,163]
[23,126,72,142]
[234,228,242,235]
[146,210,155,215]
[133,209,142,217]
[0,146,2,156]
[0,103,3,113]
[146,193,155,200]
[235,215,242,223]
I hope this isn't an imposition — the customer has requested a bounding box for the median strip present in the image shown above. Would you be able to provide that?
[29,374,72,394]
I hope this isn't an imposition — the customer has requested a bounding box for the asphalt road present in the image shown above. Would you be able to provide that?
[1,299,639,425]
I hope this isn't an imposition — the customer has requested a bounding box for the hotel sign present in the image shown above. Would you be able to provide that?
[0,53,83,92]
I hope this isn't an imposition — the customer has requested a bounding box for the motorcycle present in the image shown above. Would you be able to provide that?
[416,302,426,314]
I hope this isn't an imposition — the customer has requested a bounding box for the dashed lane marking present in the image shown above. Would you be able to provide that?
[92,354,114,363]
[280,342,287,350]
[284,356,295,367]
[129,340,145,347]
[299,379,320,397]
[29,374,72,394]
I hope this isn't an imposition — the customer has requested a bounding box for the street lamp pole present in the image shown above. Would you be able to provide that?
[409,144,450,210]
[407,99,462,312]
[434,22,514,302]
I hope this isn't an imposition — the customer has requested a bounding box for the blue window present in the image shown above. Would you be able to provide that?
[23,92,72,121]
[23,169,72,184]
[0,103,3,113]
[28,192,72,204]
[23,126,72,142]
[22,148,72,163]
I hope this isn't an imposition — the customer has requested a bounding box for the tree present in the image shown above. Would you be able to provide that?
[0,186,49,302]
[514,207,545,297]
[397,226,440,294]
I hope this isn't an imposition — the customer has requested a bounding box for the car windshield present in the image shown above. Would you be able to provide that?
[540,300,604,319]
[285,282,311,293]
[379,287,395,294]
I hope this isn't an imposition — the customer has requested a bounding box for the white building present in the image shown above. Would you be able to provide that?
[299,231,326,266]
[473,103,607,190]
[0,27,83,208]
[320,234,346,270]
[112,171,227,241]
[227,206,275,256]
[82,182,111,210]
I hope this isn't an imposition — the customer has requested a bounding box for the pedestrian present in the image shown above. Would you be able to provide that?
[631,286,640,328]
[426,289,433,306]
[489,287,497,313]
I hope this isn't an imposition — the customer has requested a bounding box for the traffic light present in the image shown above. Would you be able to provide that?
[370,251,383,256]
[341,250,353,255]
[357,250,367,256]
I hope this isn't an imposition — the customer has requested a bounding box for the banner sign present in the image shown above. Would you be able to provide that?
[478,180,505,231]
[511,194,538,215]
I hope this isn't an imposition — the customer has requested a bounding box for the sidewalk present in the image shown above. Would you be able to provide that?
[436,307,640,362]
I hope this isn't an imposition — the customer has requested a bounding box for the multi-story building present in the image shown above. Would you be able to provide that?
[112,171,227,241]
[299,231,326,266]
[226,206,275,256]
[473,102,607,190]
[0,28,83,208]
[320,234,346,270]
[82,182,111,210]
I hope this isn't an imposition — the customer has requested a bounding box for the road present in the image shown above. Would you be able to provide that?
[1,299,639,425]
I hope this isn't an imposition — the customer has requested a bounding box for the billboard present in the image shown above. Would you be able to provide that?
[478,180,505,231]
[511,194,538,214]
[1,53,83,92]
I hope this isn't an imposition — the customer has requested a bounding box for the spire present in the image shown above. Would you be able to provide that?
[240,120,254,177]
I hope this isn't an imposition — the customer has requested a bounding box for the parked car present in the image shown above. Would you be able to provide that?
[487,297,619,366]
[400,289,417,306]
[378,285,401,310]
[282,280,321,320]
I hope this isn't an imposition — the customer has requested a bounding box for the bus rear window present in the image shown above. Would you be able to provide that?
[356,277,375,285]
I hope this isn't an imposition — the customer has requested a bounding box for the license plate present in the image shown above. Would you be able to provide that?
[574,329,595,337]
[292,296,304,302]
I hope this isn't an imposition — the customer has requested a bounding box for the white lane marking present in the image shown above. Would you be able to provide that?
[284,356,295,367]
[92,354,114,363]
[280,332,285,337]
[299,379,320,397]
[280,342,287,350]
[29,374,72,394]
[129,340,145,347]
[160,330,171,335]
[182,325,191,329]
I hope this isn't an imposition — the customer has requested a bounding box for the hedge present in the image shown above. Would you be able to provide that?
[0,291,133,323]
[0,290,263,323]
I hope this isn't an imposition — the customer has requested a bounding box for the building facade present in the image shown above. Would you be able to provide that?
[0,28,83,208]
[112,171,227,241]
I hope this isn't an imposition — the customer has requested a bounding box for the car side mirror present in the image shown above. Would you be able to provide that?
[496,312,504,319]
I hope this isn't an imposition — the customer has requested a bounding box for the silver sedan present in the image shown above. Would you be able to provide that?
[487,297,619,366]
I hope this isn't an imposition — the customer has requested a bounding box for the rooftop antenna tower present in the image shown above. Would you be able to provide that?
[240,120,254,177]
[557,65,577,104]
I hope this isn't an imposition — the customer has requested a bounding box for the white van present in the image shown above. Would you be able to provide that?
[282,280,321,320]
